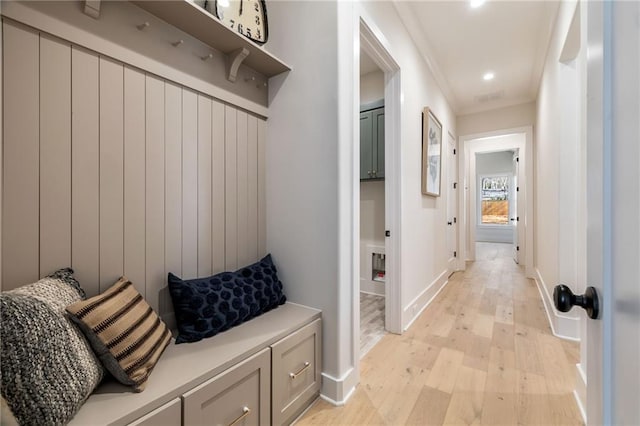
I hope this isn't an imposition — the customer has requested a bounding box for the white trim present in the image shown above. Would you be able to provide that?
[574,363,587,424]
[358,13,402,332]
[320,368,358,406]
[533,268,580,341]
[403,269,448,331]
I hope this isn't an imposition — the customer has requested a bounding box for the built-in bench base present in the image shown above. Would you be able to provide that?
[70,303,322,426]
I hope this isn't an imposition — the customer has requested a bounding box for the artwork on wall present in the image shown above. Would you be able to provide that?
[422,107,443,196]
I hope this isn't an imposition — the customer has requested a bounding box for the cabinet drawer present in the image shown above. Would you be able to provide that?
[182,348,270,426]
[128,398,181,426]
[271,319,322,425]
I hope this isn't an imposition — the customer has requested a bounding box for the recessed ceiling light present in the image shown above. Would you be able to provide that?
[470,0,486,8]
[483,72,495,81]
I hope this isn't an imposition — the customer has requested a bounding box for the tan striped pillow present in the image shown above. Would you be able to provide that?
[66,277,171,392]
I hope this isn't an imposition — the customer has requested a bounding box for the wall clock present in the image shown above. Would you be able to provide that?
[208,0,268,45]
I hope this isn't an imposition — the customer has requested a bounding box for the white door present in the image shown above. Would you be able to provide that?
[446,133,458,275]
[511,151,519,263]
[585,1,639,424]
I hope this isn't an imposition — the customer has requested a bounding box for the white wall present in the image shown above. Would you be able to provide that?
[476,151,514,243]
[457,101,536,137]
[360,70,384,105]
[360,180,385,295]
[360,180,385,244]
[534,0,583,340]
[264,0,343,395]
[265,0,456,403]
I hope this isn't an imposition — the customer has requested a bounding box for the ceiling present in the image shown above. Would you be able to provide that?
[393,0,559,116]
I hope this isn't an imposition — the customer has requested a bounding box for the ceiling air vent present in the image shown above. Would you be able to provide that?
[474,90,505,103]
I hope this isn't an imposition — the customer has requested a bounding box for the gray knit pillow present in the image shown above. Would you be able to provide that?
[0,268,104,425]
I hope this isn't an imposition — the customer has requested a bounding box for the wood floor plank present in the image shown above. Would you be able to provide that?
[425,348,465,393]
[515,334,545,375]
[406,386,452,426]
[443,392,483,425]
[480,393,517,425]
[472,313,495,338]
[495,303,514,325]
[463,334,492,372]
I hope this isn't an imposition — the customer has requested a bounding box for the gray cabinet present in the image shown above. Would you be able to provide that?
[182,348,271,426]
[360,107,385,180]
[271,319,322,426]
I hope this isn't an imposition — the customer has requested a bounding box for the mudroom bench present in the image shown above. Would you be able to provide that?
[70,303,322,426]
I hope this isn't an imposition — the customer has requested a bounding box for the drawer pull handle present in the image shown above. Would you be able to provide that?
[228,406,250,426]
[289,362,310,380]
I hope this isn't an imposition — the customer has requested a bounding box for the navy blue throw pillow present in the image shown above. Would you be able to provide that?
[168,254,286,344]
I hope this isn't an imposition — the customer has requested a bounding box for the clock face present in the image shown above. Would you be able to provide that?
[213,0,268,44]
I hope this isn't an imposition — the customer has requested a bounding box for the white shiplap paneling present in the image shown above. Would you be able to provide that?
[2,22,40,287]
[123,66,147,294]
[71,46,100,297]
[197,95,213,278]
[40,35,71,278]
[99,57,125,292]
[145,74,166,314]
[2,29,266,321]
[182,89,199,280]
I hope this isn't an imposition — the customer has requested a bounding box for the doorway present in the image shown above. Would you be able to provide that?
[459,128,533,278]
[353,18,403,369]
[358,49,386,356]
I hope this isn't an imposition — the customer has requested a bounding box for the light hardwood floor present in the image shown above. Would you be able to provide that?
[297,242,583,425]
[360,292,386,357]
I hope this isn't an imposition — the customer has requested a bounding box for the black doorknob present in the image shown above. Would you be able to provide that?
[553,284,600,319]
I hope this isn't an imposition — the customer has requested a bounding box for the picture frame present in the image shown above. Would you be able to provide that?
[422,107,443,196]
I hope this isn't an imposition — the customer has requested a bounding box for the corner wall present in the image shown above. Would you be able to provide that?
[534,0,583,341]
[265,0,456,403]
[264,0,343,395]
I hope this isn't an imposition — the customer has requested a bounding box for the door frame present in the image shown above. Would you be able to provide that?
[446,131,460,275]
[356,18,402,337]
[459,126,534,278]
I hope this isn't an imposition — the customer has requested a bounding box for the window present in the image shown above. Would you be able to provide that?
[481,176,509,224]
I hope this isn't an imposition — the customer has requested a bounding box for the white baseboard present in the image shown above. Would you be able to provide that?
[403,269,449,331]
[534,268,580,341]
[574,363,587,424]
[320,367,358,406]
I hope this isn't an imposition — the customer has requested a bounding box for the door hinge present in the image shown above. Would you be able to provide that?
[453,182,457,189]
[516,157,519,162]
[454,251,457,258]
[517,186,520,192]
[385,230,391,237]
[517,246,520,251]
[453,217,457,224]
[453,148,457,155]
[517,216,520,222]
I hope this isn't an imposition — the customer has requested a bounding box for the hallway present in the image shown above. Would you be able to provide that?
[297,243,582,425]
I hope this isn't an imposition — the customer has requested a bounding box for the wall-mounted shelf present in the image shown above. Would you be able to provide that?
[131,0,291,79]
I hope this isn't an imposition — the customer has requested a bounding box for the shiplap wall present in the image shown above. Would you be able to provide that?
[1,20,266,319]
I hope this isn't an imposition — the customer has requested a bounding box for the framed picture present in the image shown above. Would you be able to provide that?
[422,107,443,196]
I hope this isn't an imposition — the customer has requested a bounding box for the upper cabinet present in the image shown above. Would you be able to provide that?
[132,1,291,80]
[360,107,385,180]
